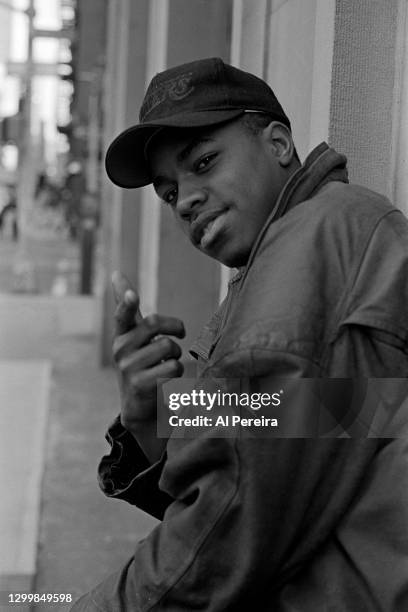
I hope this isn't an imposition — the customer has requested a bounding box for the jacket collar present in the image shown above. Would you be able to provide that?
[243,142,349,274]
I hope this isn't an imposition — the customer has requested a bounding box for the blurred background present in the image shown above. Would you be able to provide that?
[1,0,408,608]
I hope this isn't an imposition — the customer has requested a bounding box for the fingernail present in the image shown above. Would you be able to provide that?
[124,289,136,305]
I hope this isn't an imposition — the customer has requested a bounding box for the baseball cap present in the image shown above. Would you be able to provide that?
[105,57,291,189]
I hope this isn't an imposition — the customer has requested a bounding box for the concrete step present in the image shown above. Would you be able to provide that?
[0,360,52,593]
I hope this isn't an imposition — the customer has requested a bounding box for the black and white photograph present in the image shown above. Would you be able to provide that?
[1,1,408,610]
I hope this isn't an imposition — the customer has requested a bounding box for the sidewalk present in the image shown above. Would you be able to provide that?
[0,234,79,296]
[0,360,51,590]
[0,234,157,610]
[32,320,157,609]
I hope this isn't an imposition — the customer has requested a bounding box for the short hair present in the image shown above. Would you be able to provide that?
[240,112,300,163]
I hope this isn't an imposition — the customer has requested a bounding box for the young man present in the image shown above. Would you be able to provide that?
[72,58,408,610]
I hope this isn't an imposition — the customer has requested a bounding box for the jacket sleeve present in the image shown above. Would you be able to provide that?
[72,346,381,611]
[98,416,172,520]
[340,209,408,345]
[97,357,208,520]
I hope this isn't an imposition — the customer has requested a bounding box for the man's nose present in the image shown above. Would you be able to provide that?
[176,178,207,218]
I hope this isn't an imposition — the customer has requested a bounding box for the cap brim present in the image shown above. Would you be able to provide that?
[105,109,245,188]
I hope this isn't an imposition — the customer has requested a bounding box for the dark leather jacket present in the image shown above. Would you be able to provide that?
[73,144,408,611]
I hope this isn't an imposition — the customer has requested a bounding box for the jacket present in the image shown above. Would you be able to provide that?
[72,143,408,611]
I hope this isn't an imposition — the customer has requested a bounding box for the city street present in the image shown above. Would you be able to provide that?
[0,232,156,609]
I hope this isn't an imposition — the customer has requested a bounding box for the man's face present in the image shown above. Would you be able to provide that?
[148,117,289,267]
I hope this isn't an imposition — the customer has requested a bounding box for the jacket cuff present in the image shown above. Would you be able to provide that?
[97,416,171,519]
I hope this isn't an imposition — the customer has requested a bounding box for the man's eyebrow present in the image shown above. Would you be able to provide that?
[177,136,214,163]
[152,136,215,190]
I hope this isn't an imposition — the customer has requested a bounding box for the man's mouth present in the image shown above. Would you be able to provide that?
[191,210,227,249]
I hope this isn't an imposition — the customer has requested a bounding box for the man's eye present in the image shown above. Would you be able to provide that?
[195,154,216,172]
[164,188,177,205]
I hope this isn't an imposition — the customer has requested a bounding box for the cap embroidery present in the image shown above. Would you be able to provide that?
[143,72,194,118]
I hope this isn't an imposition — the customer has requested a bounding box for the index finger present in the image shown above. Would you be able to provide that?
[112,270,134,304]
[112,271,143,335]
[114,290,141,336]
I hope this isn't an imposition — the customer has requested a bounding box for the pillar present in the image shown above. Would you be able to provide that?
[99,0,149,364]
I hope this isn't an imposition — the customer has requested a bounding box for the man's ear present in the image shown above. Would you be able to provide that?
[262,121,295,167]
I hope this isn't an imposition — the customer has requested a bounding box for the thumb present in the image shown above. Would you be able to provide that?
[112,270,142,335]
